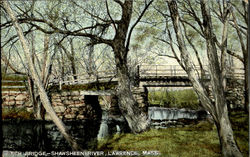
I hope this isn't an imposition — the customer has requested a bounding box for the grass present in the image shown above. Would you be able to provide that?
[2,108,34,120]
[98,124,221,157]
[98,111,249,157]
[230,111,249,156]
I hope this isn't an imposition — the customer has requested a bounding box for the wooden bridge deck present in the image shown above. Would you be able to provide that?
[54,65,244,89]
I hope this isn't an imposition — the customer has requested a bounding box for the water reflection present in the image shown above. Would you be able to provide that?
[2,120,101,151]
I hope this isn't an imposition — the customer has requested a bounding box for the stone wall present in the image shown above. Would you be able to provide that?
[2,78,244,121]
[1,91,32,112]
[132,87,148,113]
[47,91,102,120]
[1,89,148,121]
[225,78,245,109]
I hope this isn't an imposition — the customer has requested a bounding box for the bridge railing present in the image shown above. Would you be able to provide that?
[139,65,189,77]
[226,68,245,79]
[138,64,244,79]
[58,70,117,89]
[51,65,244,89]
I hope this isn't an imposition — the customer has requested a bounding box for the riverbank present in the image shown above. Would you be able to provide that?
[97,110,248,157]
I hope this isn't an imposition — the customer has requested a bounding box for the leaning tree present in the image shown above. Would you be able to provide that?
[2,0,83,150]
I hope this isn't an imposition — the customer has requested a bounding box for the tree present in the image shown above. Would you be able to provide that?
[209,0,248,112]
[227,0,248,112]
[2,0,82,151]
[155,0,243,156]
[7,0,154,133]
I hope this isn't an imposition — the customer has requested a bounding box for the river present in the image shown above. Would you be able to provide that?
[2,108,208,152]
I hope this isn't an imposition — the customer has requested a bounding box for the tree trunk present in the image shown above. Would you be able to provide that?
[244,55,249,113]
[167,0,243,156]
[115,60,149,133]
[27,76,36,116]
[27,76,42,119]
[70,39,77,80]
[108,0,150,133]
[215,110,242,157]
[2,1,82,151]
[200,0,242,156]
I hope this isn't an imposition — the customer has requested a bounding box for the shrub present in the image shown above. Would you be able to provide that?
[148,89,200,109]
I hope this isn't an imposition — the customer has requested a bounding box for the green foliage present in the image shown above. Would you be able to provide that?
[2,108,34,120]
[148,89,200,109]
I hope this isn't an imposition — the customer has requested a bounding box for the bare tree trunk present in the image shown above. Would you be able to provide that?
[69,39,77,80]
[59,49,65,79]
[247,2,250,114]
[87,44,95,76]
[244,54,249,113]
[27,76,40,119]
[58,40,77,79]
[109,0,150,133]
[215,109,243,157]
[167,0,242,156]
[2,1,82,151]
[230,5,248,113]
[114,47,149,133]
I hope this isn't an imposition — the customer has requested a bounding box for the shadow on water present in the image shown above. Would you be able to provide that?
[2,119,101,151]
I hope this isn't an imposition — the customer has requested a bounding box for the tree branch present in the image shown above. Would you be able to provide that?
[226,50,244,62]
[22,19,113,46]
[105,0,117,31]
[114,0,124,8]
[125,0,154,52]
[1,51,26,75]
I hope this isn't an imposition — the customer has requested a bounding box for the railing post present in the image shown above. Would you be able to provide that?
[170,65,172,76]
[156,65,157,77]
[71,75,74,84]
[137,65,140,78]
[59,78,62,90]
[135,65,140,87]
[173,65,176,76]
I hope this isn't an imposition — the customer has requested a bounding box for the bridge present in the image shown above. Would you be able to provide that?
[56,65,244,89]
[1,64,245,120]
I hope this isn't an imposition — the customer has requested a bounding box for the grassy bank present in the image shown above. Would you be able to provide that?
[2,108,34,120]
[1,73,27,81]
[148,89,200,109]
[98,111,249,157]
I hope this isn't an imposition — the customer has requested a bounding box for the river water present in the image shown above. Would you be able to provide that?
[2,108,207,152]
